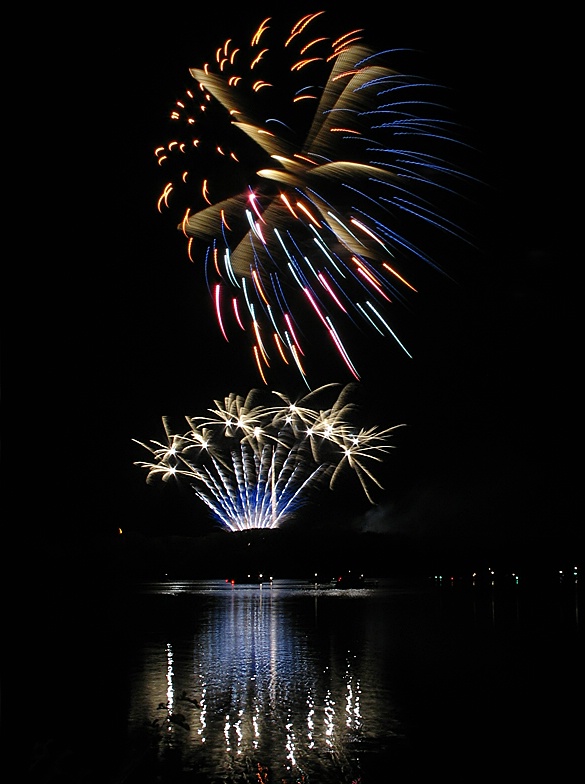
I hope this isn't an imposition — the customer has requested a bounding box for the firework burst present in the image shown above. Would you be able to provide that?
[154,11,475,386]
[133,383,403,531]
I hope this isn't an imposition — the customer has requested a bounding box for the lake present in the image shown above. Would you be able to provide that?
[20,571,581,783]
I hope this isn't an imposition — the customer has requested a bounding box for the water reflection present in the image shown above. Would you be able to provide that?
[22,571,582,783]
[128,581,402,782]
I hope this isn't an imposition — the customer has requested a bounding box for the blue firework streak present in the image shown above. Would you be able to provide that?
[133,383,403,531]
[155,11,474,385]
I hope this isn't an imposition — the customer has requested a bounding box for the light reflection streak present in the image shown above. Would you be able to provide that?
[345,655,362,729]
[285,712,297,768]
[198,685,207,740]
[306,693,315,749]
[166,642,174,714]
[324,687,335,747]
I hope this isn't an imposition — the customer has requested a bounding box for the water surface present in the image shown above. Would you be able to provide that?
[21,574,581,783]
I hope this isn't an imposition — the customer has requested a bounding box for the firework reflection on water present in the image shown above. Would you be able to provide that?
[127,580,403,783]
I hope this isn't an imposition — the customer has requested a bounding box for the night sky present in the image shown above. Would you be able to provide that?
[17,5,577,577]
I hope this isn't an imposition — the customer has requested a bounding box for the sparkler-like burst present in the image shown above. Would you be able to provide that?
[155,11,475,385]
[133,383,403,531]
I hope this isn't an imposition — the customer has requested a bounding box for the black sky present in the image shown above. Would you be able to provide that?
[15,4,578,571]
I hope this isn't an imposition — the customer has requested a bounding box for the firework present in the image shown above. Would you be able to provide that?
[133,383,403,531]
[154,11,474,385]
